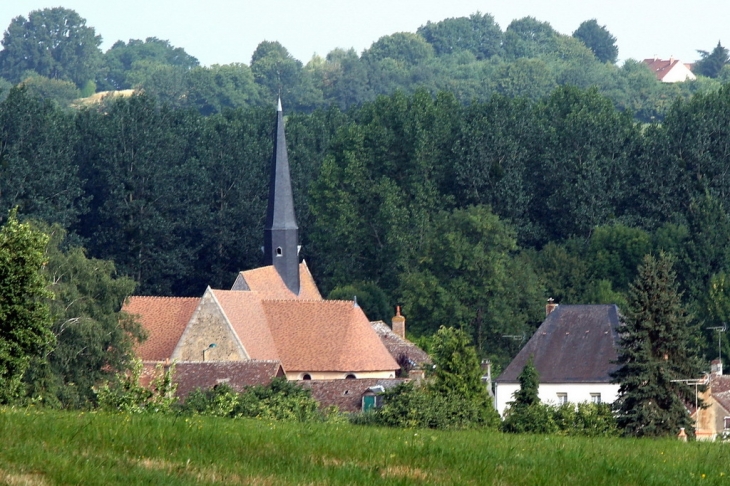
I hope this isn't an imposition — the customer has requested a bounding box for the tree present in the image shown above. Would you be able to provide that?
[611,253,705,438]
[0,209,54,402]
[24,224,142,408]
[99,37,199,91]
[362,33,435,66]
[327,282,390,322]
[572,19,618,64]
[694,41,729,78]
[501,357,556,433]
[503,17,558,60]
[0,8,102,87]
[417,12,503,60]
[400,205,543,363]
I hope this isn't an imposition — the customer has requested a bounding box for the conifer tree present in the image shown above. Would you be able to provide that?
[611,252,705,437]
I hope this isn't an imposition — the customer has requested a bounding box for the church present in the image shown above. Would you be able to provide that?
[124,101,426,396]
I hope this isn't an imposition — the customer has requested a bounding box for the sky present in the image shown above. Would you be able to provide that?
[1,1,727,67]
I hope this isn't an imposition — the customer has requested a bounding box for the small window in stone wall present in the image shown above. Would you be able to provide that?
[276,247,283,256]
[302,373,311,380]
[724,416,730,431]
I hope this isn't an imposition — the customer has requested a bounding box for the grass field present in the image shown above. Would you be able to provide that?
[1,408,729,485]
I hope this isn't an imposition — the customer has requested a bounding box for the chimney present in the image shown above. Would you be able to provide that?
[481,359,494,397]
[410,368,425,383]
[392,306,406,338]
[546,298,558,317]
[711,359,723,376]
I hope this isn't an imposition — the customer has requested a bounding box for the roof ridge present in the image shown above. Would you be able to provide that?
[128,295,198,300]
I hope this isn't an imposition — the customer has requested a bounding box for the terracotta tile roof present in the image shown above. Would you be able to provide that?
[234,262,321,300]
[210,289,280,360]
[171,360,284,398]
[497,305,621,383]
[263,300,399,373]
[300,378,407,412]
[124,296,199,361]
[371,321,431,367]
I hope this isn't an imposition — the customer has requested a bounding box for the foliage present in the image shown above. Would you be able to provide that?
[611,253,705,438]
[99,37,199,91]
[0,8,102,87]
[0,210,54,403]
[327,281,391,322]
[572,19,618,64]
[501,357,558,434]
[694,41,729,78]
[550,402,618,437]
[181,378,321,422]
[94,359,176,414]
[417,12,503,60]
[23,224,142,408]
[18,74,81,106]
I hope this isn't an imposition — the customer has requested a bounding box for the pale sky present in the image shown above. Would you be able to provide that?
[1,1,726,66]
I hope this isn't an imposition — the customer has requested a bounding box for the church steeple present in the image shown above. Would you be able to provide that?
[264,98,300,295]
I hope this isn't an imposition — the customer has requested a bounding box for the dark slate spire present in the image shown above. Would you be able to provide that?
[264,98,300,294]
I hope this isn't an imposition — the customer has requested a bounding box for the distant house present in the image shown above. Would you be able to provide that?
[124,100,428,405]
[494,304,621,416]
[692,361,730,441]
[643,57,696,82]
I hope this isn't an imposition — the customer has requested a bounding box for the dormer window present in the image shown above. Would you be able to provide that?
[276,247,282,256]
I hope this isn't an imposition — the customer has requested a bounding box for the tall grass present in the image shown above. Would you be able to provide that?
[0,408,729,485]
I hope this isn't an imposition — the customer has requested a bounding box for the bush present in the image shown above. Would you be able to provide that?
[501,402,557,434]
[94,359,176,413]
[180,378,322,422]
[502,401,617,436]
[355,382,499,430]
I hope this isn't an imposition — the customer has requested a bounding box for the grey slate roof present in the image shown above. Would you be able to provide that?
[496,305,621,384]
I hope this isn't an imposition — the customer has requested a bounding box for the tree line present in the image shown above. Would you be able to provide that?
[1,8,729,122]
[4,82,730,372]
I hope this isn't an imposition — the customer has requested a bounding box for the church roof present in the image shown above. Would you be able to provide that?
[232,262,321,299]
[125,296,199,361]
[210,289,279,360]
[497,305,621,384]
[262,300,399,372]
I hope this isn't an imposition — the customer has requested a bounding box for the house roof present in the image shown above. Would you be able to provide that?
[262,300,399,372]
[709,374,730,414]
[496,305,621,384]
[642,58,695,81]
[370,321,431,367]
[124,296,199,361]
[300,378,406,412]
[171,360,284,398]
[232,262,321,299]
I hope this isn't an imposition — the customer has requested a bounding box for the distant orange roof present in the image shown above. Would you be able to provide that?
[233,262,321,300]
[642,57,694,82]
[124,296,199,360]
[262,300,399,373]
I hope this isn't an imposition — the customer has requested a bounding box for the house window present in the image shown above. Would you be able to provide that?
[345,374,356,379]
[590,393,601,404]
[557,393,568,405]
[724,417,730,431]
[302,373,311,380]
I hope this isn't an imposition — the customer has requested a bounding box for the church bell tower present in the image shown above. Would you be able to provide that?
[263,99,300,295]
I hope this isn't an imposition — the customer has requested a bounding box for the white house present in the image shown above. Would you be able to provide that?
[494,304,621,416]
[643,57,696,83]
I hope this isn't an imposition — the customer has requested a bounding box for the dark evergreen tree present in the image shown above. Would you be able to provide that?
[611,253,705,438]
[694,41,729,78]
[572,19,619,64]
[501,357,556,433]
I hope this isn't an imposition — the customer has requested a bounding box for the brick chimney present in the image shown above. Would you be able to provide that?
[546,298,558,317]
[391,306,405,338]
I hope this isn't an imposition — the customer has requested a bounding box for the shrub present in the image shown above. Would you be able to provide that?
[94,359,176,413]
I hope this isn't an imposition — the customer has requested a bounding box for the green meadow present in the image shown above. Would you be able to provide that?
[1,408,729,485]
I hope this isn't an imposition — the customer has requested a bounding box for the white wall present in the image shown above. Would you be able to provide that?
[494,382,620,416]
[662,63,696,82]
